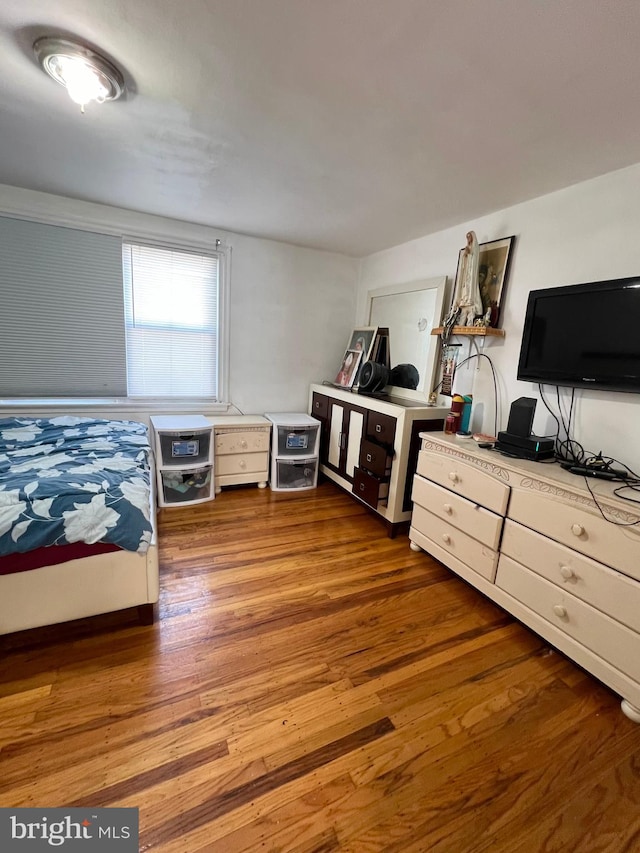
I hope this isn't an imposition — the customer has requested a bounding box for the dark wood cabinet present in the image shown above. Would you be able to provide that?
[309,384,447,535]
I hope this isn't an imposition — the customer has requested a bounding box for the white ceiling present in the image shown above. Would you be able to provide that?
[1,0,639,257]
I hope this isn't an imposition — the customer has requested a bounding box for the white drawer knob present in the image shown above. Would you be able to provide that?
[560,565,575,579]
[442,533,451,545]
[239,460,246,469]
[571,523,585,537]
[443,503,452,514]
[241,440,248,448]
[448,472,459,484]
[553,604,567,618]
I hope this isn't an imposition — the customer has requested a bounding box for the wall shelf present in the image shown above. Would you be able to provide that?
[431,326,506,338]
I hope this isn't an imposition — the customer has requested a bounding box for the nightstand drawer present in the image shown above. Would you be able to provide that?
[416,450,510,515]
[216,452,269,476]
[412,475,503,550]
[215,430,270,455]
[411,504,499,581]
[508,488,640,579]
[501,519,640,632]
[496,555,640,682]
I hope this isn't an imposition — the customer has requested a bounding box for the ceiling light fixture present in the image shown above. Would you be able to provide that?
[34,36,125,113]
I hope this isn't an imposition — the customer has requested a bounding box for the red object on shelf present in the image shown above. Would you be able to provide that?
[444,412,460,435]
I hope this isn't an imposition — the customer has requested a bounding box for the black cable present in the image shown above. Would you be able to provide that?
[538,384,562,438]
[539,383,640,523]
[555,386,568,437]
[583,475,640,527]
[553,386,584,464]
[539,384,583,465]
[613,483,640,504]
[433,350,499,436]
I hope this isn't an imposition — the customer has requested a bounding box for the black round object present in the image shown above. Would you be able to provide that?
[389,363,419,390]
[358,361,390,393]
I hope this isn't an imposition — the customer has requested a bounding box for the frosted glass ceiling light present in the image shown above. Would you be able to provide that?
[34,37,125,113]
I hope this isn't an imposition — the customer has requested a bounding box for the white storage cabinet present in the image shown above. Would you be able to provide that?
[264,413,320,492]
[150,415,214,507]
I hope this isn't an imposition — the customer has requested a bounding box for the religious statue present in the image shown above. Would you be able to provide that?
[453,231,482,326]
[442,231,483,343]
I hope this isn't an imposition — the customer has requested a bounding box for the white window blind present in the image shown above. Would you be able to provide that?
[123,241,219,398]
[0,216,126,397]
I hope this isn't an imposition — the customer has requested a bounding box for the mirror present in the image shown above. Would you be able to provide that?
[365,275,447,402]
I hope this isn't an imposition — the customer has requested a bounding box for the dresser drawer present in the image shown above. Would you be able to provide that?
[416,450,510,515]
[366,412,396,448]
[359,439,392,478]
[411,504,499,581]
[412,475,503,550]
[501,519,640,632]
[215,430,270,455]
[496,555,640,683]
[508,488,640,579]
[311,392,329,420]
[353,467,389,509]
[216,452,269,477]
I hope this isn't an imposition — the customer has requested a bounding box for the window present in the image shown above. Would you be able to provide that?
[122,241,220,399]
[0,217,224,404]
[0,217,127,398]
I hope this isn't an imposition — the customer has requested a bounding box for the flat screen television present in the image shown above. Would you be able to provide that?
[517,276,640,393]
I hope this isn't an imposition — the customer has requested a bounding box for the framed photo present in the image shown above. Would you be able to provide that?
[477,236,515,327]
[345,326,377,386]
[334,349,363,389]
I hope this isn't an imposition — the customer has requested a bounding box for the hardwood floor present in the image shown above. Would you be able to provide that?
[1,481,640,852]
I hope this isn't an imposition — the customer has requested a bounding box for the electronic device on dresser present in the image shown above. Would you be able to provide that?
[495,397,554,461]
[517,276,640,393]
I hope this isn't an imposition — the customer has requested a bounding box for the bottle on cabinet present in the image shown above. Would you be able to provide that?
[444,412,459,435]
[444,394,472,435]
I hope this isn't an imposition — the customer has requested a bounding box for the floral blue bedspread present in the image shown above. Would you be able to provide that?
[0,417,153,557]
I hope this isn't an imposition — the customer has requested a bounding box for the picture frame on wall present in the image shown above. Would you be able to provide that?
[345,326,377,386]
[476,235,515,327]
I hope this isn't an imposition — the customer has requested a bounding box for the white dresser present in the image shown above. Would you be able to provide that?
[409,433,640,721]
[207,415,271,493]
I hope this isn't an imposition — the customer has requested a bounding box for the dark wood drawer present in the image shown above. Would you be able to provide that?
[353,467,389,509]
[366,412,396,447]
[311,392,329,420]
[359,439,392,478]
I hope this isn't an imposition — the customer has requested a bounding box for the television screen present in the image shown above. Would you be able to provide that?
[517,277,640,392]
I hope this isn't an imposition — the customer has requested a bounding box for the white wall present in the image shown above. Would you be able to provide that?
[358,164,640,474]
[228,232,356,415]
[0,185,358,417]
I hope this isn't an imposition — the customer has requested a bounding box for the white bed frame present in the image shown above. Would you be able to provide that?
[0,544,159,635]
[0,455,160,637]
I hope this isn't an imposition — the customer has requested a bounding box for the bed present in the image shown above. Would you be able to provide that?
[0,416,159,636]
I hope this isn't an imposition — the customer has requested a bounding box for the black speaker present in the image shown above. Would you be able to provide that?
[506,397,537,437]
[358,361,390,393]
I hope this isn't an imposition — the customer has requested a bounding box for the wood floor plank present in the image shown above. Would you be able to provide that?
[0,481,639,852]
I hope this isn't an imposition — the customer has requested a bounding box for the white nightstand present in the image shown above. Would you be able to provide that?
[150,415,214,507]
[207,415,271,493]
